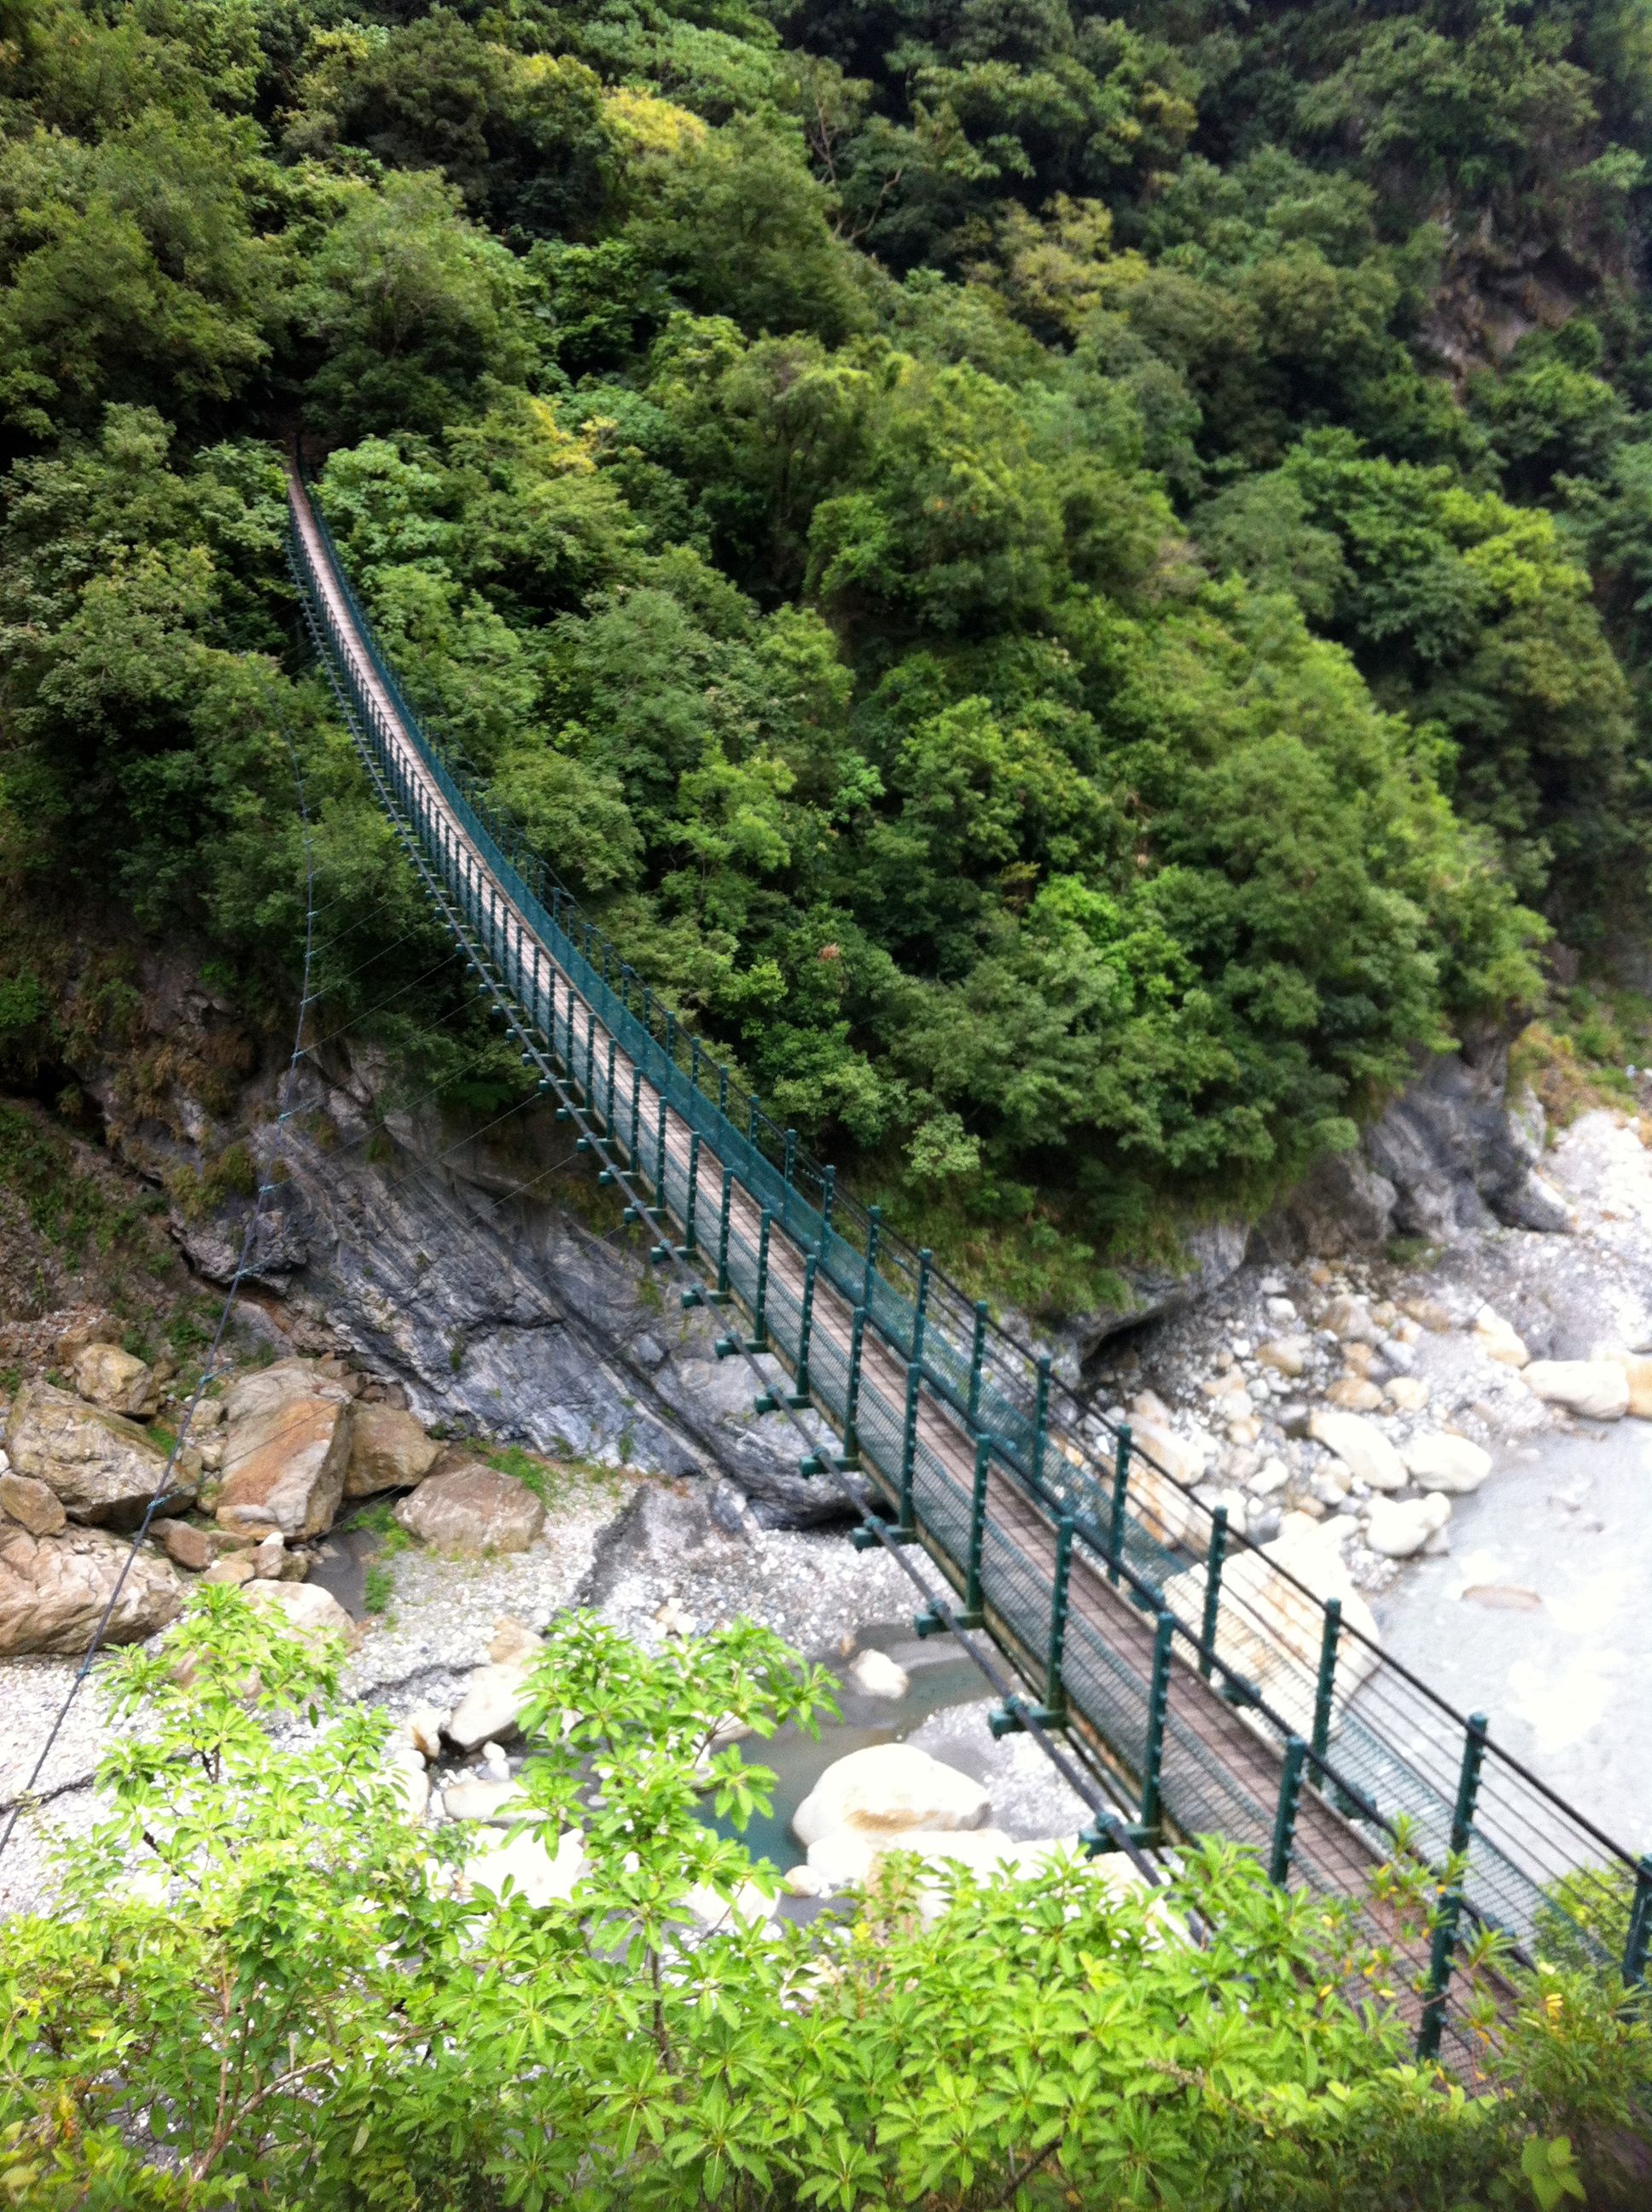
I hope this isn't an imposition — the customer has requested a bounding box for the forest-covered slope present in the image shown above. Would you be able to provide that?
[3,0,1652,1309]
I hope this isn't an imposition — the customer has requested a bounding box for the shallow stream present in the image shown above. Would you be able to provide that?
[1377,1421,1652,1855]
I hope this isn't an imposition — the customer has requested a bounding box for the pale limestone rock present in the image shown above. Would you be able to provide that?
[384,1745,430,1823]
[447,1659,532,1752]
[488,1615,540,1665]
[1401,1296,1453,1334]
[149,1517,252,1570]
[217,1361,353,1540]
[849,1648,910,1699]
[1325,1376,1384,1412]
[201,1554,255,1587]
[7,1381,179,1523]
[398,1704,449,1761]
[1523,1359,1630,1420]
[344,1403,441,1498]
[1160,1511,1381,1740]
[1401,1432,1492,1494]
[653,1596,694,1638]
[781,1864,828,1898]
[242,1578,359,1652]
[1256,1337,1309,1378]
[0,1469,66,1535]
[250,1531,286,1580]
[0,1522,182,1655]
[1384,1377,1430,1412]
[1473,1307,1530,1368]
[394,1464,544,1557]
[444,1776,528,1825]
[72,1342,157,1419]
[464,1826,585,1910]
[1614,1356,1652,1419]
[1307,1409,1406,1492]
[793,1743,990,1849]
[1322,1295,1382,1345]
[1365,1491,1451,1559]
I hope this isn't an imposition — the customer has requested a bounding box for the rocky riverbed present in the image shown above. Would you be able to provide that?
[5,1049,1652,1912]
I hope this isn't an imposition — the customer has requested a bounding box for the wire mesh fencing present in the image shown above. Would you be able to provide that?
[289,471,1652,2052]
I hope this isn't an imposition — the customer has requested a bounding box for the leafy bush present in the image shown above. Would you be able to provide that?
[3,1592,1649,2209]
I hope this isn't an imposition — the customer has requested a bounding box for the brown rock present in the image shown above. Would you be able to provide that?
[250,1532,286,1580]
[6,1381,183,1524]
[150,1517,254,1571]
[216,1360,353,1540]
[394,1464,544,1557]
[0,1470,67,1536]
[1400,1296,1454,1334]
[344,1403,440,1498]
[1324,1375,1384,1412]
[0,1522,183,1655]
[72,1342,157,1419]
[201,1554,256,1587]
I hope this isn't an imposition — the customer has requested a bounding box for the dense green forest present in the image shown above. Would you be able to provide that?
[5,0,1652,1301]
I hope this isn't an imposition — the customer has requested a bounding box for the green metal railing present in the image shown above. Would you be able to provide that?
[289,463,1649,2051]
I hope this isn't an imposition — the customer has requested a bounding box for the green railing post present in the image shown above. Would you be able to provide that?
[1139,1610,1174,1838]
[748,1208,772,1352]
[683,1130,701,1254]
[628,1063,642,1170]
[603,1034,616,1137]
[897,1359,922,1541]
[690,1035,702,1094]
[912,1248,933,1368]
[653,1095,668,1218]
[1198,1506,1228,1680]
[1622,1855,1652,1985]
[1107,1424,1131,1583]
[821,1165,835,1239]
[957,1435,991,1629]
[862,1204,882,1311]
[788,1250,817,1406]
[718,1065,729,1115]
[782,1127,797,1189]
[841,1304,866,1464]
[713,1168,734,1301]
[1311,1598,1342,1765]
[1032,1353,1051,1487]
[1417,1713,1488,2062]
[1041,1516,1074,1722]
[747,1093,761,1149]
[584,1004,596,1103]
[664,1009,678,1067]
[1269,1737,1308,1885]
[967,1300,989,1424]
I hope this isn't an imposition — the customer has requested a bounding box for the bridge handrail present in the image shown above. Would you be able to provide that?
[290,458,1649,2002]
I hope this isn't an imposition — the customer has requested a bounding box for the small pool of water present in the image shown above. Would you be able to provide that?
[705,1626,990,1869]
[1376,1422,1652,1853]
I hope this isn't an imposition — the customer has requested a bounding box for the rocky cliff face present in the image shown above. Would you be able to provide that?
[59,946,846,1528]
[48,944,1570,1492]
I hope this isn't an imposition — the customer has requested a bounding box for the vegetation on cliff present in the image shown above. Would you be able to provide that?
[4,0,1652,1298]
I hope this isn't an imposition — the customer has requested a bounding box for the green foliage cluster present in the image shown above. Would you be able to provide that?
[3,0,1652,1295]
[3,1591,1649,2208]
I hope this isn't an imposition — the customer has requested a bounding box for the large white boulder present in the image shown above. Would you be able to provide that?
[1400,1432,1492,1494]
[793,1743,990,1849]
[395,1464,544,1557]
[1523,1360,1630,1421]
[848,1648,910,1700]
[1365,1491,1451,1559]
[0,1521,182,1654]
[464,1826,585,1910]
[242,1578,360,1652]
[1306,1408,1406,1492]
[345,1404,442,1497]
[1473,1307,1530,1368]
[217,1361,353,1540]
[446,1659,534,1752]
[73,1342,158,1419]
[7,1381,181,1522]
[1616,1356,1652,1420]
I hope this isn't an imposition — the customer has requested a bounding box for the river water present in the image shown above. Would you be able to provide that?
[1376,1421,1652,1857]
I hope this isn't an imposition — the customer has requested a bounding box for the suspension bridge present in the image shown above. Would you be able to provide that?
[288,457,1651,2064]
